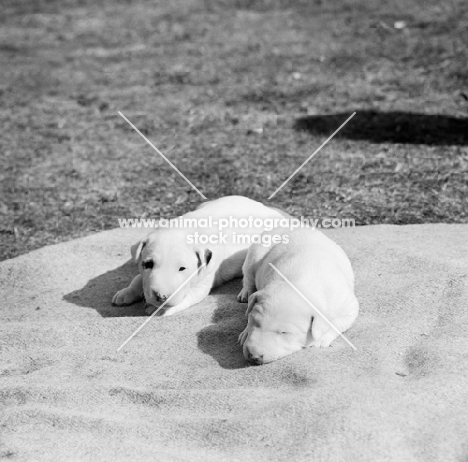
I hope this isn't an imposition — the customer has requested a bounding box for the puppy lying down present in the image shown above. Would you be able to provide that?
[112,196,286,317]
[238,227,359,365]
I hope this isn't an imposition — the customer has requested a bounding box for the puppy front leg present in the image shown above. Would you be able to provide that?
[112,274,144,306]
[146,283,212,317]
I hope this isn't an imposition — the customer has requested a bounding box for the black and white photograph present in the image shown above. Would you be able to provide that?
[1,0,467,460]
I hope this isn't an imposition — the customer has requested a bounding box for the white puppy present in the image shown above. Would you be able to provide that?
[238,227,359,365]
[112,196,287,316]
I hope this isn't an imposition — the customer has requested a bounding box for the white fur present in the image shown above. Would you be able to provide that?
[112,196,287,316]
[238,227,359,365]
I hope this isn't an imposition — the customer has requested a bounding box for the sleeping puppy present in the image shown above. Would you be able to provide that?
[238,227,359,365]
[112,196,287,316]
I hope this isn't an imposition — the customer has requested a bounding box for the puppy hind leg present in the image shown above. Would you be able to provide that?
[216,249,247,287]
[237,244,269,303]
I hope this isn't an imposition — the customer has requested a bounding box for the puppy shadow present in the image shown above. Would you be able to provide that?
[63,260,146,317]
[196,280,250,369]
[294,110,468,145]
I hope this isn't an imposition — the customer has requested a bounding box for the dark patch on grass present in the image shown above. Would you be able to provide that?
[294,111,468,145]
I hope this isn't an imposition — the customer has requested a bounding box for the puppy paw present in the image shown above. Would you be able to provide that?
[145,304,172,317]
[145,304,160,316]
[237,287,253,303]
[112,288,141,306]
[310,334,334,348]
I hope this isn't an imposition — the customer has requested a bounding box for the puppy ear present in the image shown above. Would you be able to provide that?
[130,239,147,263]
[196,249,212,269]
[246,289,265,316]
[246,291,260,316]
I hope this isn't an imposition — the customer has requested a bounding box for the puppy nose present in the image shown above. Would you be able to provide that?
[153,291,167,302]
[247,352,264,366]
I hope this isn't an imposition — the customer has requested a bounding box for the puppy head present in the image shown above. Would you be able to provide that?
[131,228,212,308]
[242,286,313,365]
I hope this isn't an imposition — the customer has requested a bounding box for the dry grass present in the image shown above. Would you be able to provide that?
[1,0,467,261]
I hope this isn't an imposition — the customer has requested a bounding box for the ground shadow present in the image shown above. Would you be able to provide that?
[196,280,250,370]
[63,260,146,317]
[294,110,468,145]
[65,265,249,366]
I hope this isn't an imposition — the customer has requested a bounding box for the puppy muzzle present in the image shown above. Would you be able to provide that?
[154,291,168,303]
[245,348,265,366]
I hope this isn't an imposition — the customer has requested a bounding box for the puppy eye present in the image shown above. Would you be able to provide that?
[143,260,154,270]
[179,267,186,272]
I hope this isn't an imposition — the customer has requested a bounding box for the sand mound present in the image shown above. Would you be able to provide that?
[1,224,467,461]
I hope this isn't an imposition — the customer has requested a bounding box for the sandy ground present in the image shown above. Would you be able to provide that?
[1,223,467,461]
